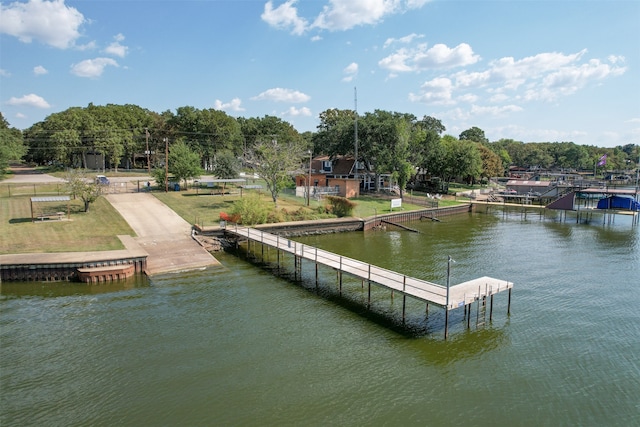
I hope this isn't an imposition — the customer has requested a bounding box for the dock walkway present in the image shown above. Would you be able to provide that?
[226,225,513,337]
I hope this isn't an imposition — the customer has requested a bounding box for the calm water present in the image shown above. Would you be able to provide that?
[1,210,639,426]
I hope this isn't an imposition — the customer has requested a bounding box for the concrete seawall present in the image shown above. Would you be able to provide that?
[0,235,147,283]
[197,204,471,237]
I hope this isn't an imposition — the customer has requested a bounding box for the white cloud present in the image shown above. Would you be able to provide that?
[0,0,86,49]
[492,124,589,143]
[282,106,312,117]
[15,112,27,119]
[313,0,401,31]
[410,48,627,120]
[71,57,118,78]
[383,33,424,49]
[406,0,430,7]
[33,65,48,75]
[6,93,51,108]
[470,104,523,117]
[0,69,11,77]
[545,59,624,94]
[379,43,480,72]
[607,55,625,65]
[311,35,322,42]
[262,0,308,35]
[457,93,478,104]
[342,62,358,82]
[76,40,97,51]
[408,77,455,105]
[489,93,510,103]
[104,33,128,58]
[214,98,245,112]
[262,0,431,34]
[251,87,311,103]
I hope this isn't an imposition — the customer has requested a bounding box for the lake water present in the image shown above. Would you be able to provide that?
[1,209,639,426]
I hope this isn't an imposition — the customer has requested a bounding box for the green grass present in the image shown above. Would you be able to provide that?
[1,182,465,255]
[153,187,464,226]
[0,195,135,254]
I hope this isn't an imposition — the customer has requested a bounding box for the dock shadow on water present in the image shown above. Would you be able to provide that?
[230,245,508,341]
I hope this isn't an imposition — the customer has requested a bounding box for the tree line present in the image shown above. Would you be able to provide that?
[1,105,638,194]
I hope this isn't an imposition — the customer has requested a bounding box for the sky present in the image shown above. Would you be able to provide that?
[1,0,639,148]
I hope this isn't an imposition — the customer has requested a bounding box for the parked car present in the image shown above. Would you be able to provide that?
[96,175,110,185]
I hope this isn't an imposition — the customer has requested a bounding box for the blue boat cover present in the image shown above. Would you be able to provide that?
[596,195,640,211]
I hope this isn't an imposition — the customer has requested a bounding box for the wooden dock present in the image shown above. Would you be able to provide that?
[225,225,513,338]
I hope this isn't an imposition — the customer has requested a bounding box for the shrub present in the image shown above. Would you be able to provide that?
[326,195,357,217]
[229,193,270,225]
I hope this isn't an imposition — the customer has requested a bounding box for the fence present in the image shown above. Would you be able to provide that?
[1,180,150,198]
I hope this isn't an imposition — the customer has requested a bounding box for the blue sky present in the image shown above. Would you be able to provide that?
[1,0,638,147]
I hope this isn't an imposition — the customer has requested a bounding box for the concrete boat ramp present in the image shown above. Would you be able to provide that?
[105,193,220,276]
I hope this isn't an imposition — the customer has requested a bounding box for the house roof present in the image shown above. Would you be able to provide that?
[31,196,71,203]
[331,157,355,175]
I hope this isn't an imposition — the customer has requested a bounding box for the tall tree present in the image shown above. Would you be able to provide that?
[476,143,503,181]
[211,150,241,194]
[167,140,203,189]
[459,126,489,143]
[167,107,242,171]
[240,116,308,206]
[312,108,356,157]
[442,135,482,184]
[416,115,446,135]
[246,136,306,205]
[63,169,102,212]
[0,113,26,176]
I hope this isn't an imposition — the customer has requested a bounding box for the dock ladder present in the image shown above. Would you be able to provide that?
[476,284,488,328]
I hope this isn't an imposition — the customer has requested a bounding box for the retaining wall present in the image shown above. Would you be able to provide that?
[201,204,472,238]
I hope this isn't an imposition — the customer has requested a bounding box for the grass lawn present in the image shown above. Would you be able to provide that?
[1,182,464,254]
[0,196,135,254]
[152,187,462,226]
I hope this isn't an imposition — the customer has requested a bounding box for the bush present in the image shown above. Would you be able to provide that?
[326,195,357,217]
[229,193,270,225]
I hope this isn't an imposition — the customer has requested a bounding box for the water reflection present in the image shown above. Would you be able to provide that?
[409,326,509,366]
[0,274,149,299]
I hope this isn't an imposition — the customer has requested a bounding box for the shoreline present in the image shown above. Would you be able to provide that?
[0,204,472,283]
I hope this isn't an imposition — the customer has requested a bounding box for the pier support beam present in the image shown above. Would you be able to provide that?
[490,294,494,321]
[402,295,406,324]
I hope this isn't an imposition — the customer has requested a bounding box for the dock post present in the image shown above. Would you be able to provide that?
[339,256,343,295]
[467,304,471,329]
[476,291,480,326]
[507,287,512,315]
[402,295,406,324]
[490,294,494,321]
[444,309,449,340]
[444,256,453,340]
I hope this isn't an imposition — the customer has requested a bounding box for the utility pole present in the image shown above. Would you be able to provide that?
[145,128,151,176]
[307,150,312,206]
[354,87,358,183]
[164,137,169,192]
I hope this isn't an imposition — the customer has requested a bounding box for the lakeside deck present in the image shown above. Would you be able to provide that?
[225,225,513,338]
